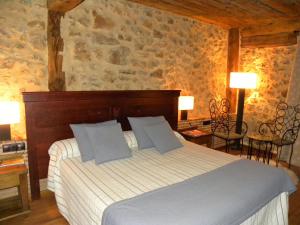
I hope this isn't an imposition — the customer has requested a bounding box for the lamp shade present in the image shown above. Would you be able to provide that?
[0,101,20,125]
[178,96,194,110]
[230,72,257,89]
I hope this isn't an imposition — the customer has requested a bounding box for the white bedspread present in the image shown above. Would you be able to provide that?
[48,140,288,225]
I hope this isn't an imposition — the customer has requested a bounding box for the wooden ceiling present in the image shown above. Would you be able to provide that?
[47,0,299,51]
[130,0,300,35]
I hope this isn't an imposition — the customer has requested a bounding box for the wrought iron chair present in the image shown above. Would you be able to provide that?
[259,102,300,168]
[209,98,248,153]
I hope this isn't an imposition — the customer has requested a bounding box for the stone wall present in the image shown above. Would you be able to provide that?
[61,0,228,119]
[240,46,297,133]
[0,0,48,139]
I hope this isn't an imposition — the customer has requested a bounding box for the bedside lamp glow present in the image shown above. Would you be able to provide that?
[0,101,20,141]
[179,96,194,120]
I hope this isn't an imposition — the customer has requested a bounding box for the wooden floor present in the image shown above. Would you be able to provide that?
[1,153,300,225]
[0,191,68,225]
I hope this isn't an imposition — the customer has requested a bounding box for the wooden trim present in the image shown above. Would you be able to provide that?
[226,28,240,113]
[241,32,298,48]
[22,90,181,102]
[23,90,180,200]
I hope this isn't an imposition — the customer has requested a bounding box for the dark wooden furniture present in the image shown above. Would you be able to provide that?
[178,127,212,148]
[0,154,30,221]
[22,90,180,200]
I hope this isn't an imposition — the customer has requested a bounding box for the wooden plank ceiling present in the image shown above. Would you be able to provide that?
[129,0,300,44]
[129,0,300,28]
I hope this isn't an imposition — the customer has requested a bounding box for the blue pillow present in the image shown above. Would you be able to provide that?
[85,123,132,165]
[70,120,117,162]
[144,121,183,154]
[128,116,165,149]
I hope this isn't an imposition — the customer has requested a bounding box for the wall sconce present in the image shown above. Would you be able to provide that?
[230,72,257,134]
[0,101,20,141]
[179,96,194,120]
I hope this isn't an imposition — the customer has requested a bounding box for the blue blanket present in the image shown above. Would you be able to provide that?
[102,160,296,225]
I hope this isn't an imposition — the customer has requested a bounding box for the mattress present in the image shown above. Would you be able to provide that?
[48,139,289,225]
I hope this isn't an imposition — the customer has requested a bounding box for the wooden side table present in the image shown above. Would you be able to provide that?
[0,154,30,221]
[178,127,212,148]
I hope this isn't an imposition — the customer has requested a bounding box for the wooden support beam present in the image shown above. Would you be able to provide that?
[241,18,300,37]
[48,10,65,91]
[226,28,240,113]
[242,32,298,48]
[48,0,85,12]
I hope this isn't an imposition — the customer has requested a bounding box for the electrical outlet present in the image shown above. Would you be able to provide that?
[3,143,17,152]
[17,142,26,150]
[203,120,211,125]
[2,141,26,152]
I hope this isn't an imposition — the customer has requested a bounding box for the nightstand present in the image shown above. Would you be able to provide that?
[0,154,30,221]
[179,127,212,148]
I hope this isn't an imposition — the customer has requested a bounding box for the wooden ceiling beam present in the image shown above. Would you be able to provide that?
[47,0,85,12]
[241,18,300,37]
[241,32,298,48]
[260,0,300,17]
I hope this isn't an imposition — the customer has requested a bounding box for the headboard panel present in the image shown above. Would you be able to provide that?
[23,90,180,199]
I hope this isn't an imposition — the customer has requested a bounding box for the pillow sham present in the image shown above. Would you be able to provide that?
[70,120,117,162]
[144,121,183,154]
[128,116,165,149]
[85,123,132,165]
[48,131,137,162]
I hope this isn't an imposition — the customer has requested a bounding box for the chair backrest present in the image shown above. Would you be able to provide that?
[274,102,300,143]
[209,98,231,133]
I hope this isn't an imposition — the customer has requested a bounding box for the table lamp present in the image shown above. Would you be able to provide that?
[230,72,257,134]
[179,96,194,120]
[0,101,20,141]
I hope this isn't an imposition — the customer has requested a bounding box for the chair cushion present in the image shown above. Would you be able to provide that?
[214,132,243,140]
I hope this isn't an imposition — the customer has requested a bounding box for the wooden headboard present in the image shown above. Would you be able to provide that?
[23,90,180,199]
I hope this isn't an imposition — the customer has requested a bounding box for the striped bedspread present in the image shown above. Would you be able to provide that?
[48,139,289,225]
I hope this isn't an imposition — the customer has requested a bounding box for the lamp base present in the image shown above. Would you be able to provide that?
[0,124,11,141]
[233,88,245,149]
[180,110,188,120]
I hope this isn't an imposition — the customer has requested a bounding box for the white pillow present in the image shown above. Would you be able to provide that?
[123,131,138,149]
[174,131,185,141]
[49,131,138,161]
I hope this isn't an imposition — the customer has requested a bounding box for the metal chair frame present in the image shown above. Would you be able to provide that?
[209,98,248,153]
[259,102,300,168]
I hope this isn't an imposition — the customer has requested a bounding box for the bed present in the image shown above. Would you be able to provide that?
[23,90,294,225]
